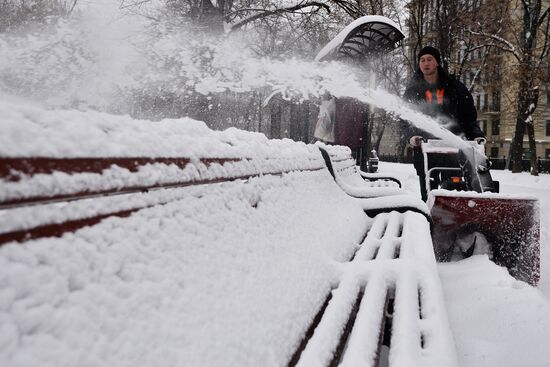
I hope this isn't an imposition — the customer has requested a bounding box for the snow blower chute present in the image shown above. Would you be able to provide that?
[422,139,540,285]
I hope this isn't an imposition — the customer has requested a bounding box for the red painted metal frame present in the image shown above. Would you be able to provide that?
[0,156,324,245]
[0,157,244,207]
[430,195,540,285]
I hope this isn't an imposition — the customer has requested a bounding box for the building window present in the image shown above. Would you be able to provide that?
[492,91,501,111]
[491,119,500,136]
[490,147,499,158]
[546,120,550,136]
[546,90,550,105]
[476,95,481,110]
[482,120,487,132]
[483,94,488,111]
[546,148,550,159]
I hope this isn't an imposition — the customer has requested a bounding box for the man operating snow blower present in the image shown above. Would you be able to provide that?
[401,46,540,286]
[402,46,486,201]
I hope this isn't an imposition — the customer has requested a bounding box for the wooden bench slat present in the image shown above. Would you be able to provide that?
[0,208,138,244]
[0,167,326,244]
[290,210,458,367]
[0,155,325,208]
[0,157,206,180]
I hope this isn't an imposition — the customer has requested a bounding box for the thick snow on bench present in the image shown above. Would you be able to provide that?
[0,99,323,206]
[1,171,370,367]
[0,100,374,366]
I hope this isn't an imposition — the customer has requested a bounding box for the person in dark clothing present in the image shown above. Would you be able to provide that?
[314,93,370,169]
[402,46,486,200]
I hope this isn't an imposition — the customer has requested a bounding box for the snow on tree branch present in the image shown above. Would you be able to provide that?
[537,5,550,27]
[467,30,521,61]
[229,2,330,32]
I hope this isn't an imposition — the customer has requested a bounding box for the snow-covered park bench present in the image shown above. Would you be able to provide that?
[317,143,403,191]
[0,102,456,366]
[317,144,432,220]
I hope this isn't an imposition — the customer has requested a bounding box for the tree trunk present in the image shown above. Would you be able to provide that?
[270,99,282,139]
[257,91,263,134]
[372,113,386,153]
[365,111,375,153]
[509,63,531,173]
[199,0,224,34]
[527,122,538,175]
[289,101,300,141]
[528,86,540,175]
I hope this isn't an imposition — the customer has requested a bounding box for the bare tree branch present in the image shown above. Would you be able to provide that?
[229,1,330,32]
[540,15,550,59]
[329,0,364,18]
[536,5,550,26]
[120,0,152,10]
[69,0,78,14]
[467,29,521,61]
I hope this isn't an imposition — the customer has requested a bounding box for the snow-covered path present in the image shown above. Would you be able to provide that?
[439,256,550,367]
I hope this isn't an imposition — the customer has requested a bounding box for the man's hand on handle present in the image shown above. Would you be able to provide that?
[409,135,424,147]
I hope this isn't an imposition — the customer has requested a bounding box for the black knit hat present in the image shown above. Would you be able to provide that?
[418,46,441,65]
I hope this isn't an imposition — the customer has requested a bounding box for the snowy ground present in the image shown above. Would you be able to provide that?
[378,161,550,367]
[1,98,549,366]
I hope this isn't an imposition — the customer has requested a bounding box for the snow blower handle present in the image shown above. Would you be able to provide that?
[474,137,486,145]
[409,135,425,147]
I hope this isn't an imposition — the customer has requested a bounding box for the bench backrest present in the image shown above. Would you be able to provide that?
[0,154,325,244]
[0,108,327,245]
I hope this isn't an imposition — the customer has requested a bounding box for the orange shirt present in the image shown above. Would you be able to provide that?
[425,87,445,105]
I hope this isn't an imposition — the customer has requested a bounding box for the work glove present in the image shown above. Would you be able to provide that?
[409,135,424,147]
[474,137,487,145]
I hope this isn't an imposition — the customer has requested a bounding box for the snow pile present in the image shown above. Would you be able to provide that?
[0,101,371,366]
[0,99,323,205]
[0,99,319,160]
[0,171,369,367]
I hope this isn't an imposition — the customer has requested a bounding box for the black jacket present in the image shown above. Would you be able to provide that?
[402,67,484,140]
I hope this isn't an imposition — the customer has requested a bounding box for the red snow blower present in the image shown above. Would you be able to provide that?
[421,139,540,285]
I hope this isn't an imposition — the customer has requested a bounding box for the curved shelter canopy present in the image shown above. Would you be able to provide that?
[315,15,405,62]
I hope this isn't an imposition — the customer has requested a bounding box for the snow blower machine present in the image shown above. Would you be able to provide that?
[421,139,540,285]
